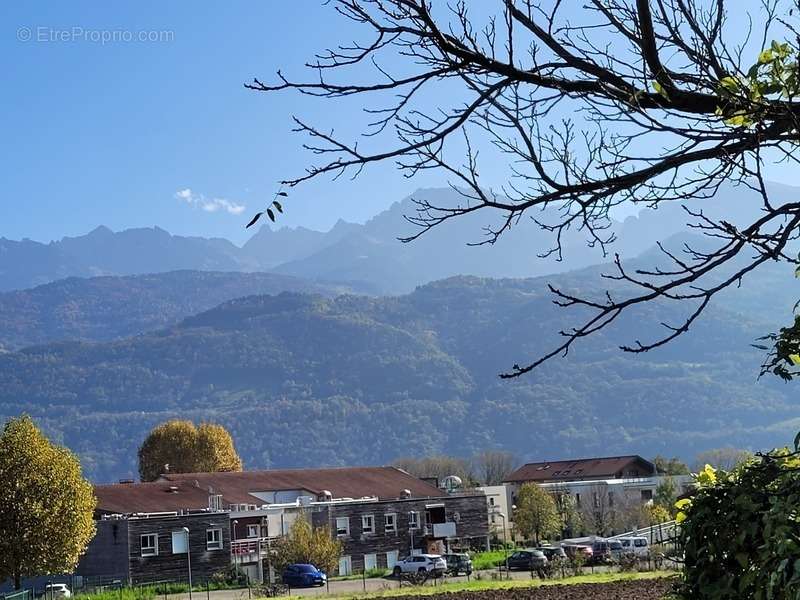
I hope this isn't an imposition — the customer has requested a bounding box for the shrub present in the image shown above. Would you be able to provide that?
[677,450,800,598]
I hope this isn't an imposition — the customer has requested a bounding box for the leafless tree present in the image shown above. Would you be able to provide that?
[250,0,800,377]
[694,446,754,471]
[473,450,517,485]
[393,454,474,483]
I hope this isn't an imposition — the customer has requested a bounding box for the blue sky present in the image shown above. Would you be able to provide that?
[1,1,449,245]
[2,2,796,246]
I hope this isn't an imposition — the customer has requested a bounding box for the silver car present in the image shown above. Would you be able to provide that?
[392,554,447,576]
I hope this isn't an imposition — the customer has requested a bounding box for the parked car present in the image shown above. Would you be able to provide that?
[506,549,548,571]
[42,584,71,599]
[562,544,593,562]
[608,539,626,561]
[589,540,622,565]
[392,554,447,576]
[443,552,473,575]
[538,546,567,562]
[281,564,327,587]
[618,536,650,557]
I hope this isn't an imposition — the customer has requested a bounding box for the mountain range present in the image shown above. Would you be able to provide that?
[0,250,796,483]
[0,183,776,294]
[2,182,798,482]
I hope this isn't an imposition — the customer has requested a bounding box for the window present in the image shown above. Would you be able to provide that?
[489,497,495,506]
[141,533,158,557]
[408,511,419,529]
[336,517,350,537]
[247,524,259,538]
[490,514,496,524]
[206,528,223,551]
[361,514,375,535]
[575,493,581,507]
[385,513,397,534]
[608,492,614,507]
[171,531,188,554]
[364,553,377,571]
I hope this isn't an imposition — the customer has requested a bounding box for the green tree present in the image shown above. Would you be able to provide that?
[514,483,561,545]
[653,477,678,517]
[272,516,342,575]
[0,416,96,589]
[138,420,243,482]
[677,450,800,598]
[652,455,690,476]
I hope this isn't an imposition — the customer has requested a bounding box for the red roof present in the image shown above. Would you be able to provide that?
[503,455,655,484]
[95,466,444,514]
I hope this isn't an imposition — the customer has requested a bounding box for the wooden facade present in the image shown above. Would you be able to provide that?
[77,512,231,585]
[310,494,489,574]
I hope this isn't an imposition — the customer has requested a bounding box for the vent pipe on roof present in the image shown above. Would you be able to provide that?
[400,489,412,499]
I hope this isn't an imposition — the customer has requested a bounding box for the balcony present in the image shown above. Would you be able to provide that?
[231,537,277,558]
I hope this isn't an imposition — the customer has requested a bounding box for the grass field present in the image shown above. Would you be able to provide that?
[470,551,508,571]
[280,571,676,600]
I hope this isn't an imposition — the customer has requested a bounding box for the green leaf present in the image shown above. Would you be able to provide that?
[266,208,275,222]
[272,201,283,213]
[789,354,800,365]
[758,49,774,64]
[652,80,669,100]
[277,191,288,197]
[719,76,739,93]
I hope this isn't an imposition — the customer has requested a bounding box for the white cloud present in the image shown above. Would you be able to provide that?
[173,188,245,216]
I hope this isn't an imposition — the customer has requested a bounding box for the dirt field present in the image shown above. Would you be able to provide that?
[370,578,676,600]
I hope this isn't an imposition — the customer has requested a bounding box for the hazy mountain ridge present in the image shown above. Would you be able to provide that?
[0,255,796,483]
[0,182,778,293]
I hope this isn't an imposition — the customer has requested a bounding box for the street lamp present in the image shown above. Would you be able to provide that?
[511,505,517,547]
[232,520,239,581]
[494,512,509,580]
[182,527,192,600]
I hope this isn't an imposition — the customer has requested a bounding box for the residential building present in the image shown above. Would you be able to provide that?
[85,465,488,582]
[311,492,489,574]
[477,485,514,542]
[504,455,657,486]
[76,511,231,585]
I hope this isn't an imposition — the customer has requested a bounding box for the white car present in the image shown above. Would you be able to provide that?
[617,536,649,557]
[43,584,71,599]
[392,554,447,576]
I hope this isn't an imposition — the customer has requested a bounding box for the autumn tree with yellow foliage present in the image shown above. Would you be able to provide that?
[272,516,342,575]
[0,416,96,589]
[138,420,242,482]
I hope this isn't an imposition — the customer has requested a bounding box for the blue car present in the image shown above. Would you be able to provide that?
[281,563,327,587]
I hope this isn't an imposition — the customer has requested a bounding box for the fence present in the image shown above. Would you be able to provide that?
[2,591,32,600]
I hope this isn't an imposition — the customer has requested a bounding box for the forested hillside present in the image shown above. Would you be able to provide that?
[1,253,796,482]
[0,271,361,350]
